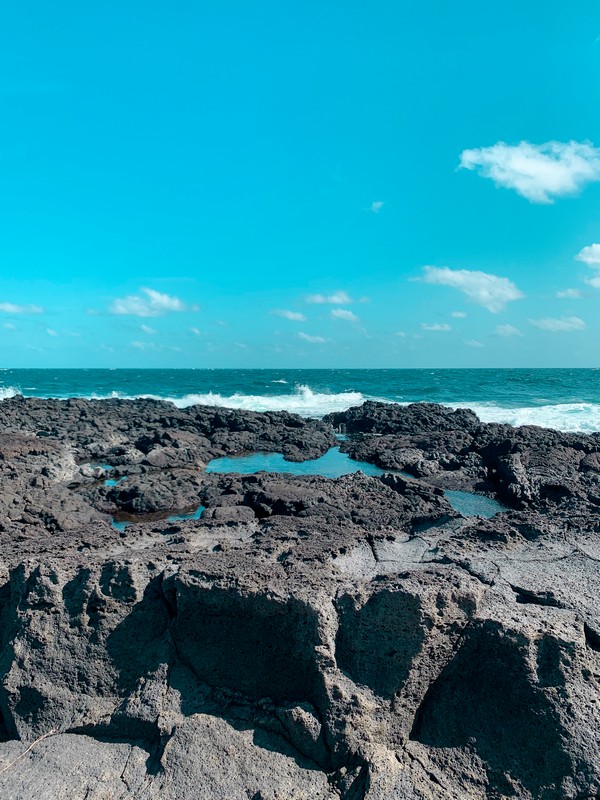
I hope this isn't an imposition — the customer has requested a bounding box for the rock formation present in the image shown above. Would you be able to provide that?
[0,397,597,798]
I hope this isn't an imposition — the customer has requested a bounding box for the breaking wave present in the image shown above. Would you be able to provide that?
[2,381,600,431]
[460,402,600,434]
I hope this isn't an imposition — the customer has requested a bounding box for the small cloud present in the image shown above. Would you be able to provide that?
[0,302,44,314]
[495,324,523,337]
[3,322,16,330]
[189,327,201,336]
[331,308,359,323]
[305,290,351,305]
[459,140,600,203]
[394,331,407,337]
[235,342,249,349]
[529,316,585,332]
[131,340,164,351]
[46,328,58,336]
[587,275,600,289]
[298,332,327,344]
[419,266,524,313]
[272,309,307,322]
[358,296,371,303]
[110,287,190,317]
[556,288,582,299]
[140,324,157,335]
[451,311,467,318]
[464,339,484,347]
[368,201,384,213]
[421,322,452,332]
[575,243,600,266]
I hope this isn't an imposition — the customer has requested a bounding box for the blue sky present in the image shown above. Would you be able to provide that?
[1,0,599,367]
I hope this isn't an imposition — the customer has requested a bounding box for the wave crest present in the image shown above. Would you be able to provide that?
[460,402,600,434]
[170,384,366,416]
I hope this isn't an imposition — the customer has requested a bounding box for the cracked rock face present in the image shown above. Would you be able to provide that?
[0,399,598,798]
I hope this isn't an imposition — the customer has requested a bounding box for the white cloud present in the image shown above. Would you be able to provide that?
[369,201,384,213]
[451,311,467,318]
[529,316,585,332]
[459,140,600,203]
[131,340,161,351]
[495,324,523,337]
[576,243,600,266]
[110,288,190,317]
[556,288,582,299]
[272,309,307,321]
[395,331,407,337]
[576,244,600,289]
[421,322,452,332]
[0,302,44,314]
[189,326,201,336]
[305,291,351,305]
[331,308,359,322]
[464,339,484,348]
[140,324,157,335]
[420,266,524,313]
[46,328,58,336]
[298,332,326,344]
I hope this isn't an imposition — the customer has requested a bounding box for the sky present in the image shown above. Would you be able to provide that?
[1,0,599,368]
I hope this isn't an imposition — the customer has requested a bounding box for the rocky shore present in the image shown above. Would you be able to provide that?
[0,396,598,798]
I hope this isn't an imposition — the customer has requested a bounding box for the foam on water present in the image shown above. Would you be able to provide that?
[460,402,600,434]
[165,385,368,416]
[2,370,600,432]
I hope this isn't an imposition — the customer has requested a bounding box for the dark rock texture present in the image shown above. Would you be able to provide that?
[0,398,597,798]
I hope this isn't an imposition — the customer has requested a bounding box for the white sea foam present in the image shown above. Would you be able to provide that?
[167,385,367,415]
[454,402,600,434]
[49,384,368,416]
[1,380,600,432]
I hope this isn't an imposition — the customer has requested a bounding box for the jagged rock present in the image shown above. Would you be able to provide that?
[0,398,596,797]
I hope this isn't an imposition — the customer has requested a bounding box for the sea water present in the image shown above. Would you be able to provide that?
[2,368,600,432]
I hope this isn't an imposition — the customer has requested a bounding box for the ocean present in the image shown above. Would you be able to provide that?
[2,368,600,433]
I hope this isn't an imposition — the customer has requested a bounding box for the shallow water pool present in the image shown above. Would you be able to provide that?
[205,447,385,478]
[167,506,205,522]
[444,490,507,519]
[206,447,507,518]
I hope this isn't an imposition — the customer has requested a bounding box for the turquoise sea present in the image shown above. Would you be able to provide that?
[2,368,600,432]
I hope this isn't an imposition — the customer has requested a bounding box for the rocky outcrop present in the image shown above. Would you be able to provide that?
[327,401,600,515]
[0,398,597,798]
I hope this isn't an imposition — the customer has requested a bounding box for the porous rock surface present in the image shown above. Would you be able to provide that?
[0,397,597,798]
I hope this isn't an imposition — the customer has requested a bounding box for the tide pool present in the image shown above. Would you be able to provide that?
[205,446,385,478]
[206,447,508,518]
[444,490,507,519]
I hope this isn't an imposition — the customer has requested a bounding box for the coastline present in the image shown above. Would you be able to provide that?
[0,396,597,796]
[2,367,600,432]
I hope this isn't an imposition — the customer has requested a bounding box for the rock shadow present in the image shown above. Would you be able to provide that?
[410,620,572,795]
[335,589,424,699]
[167,581,324,706]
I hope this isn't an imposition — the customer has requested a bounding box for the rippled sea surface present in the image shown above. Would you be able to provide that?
[2,368,600,432]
